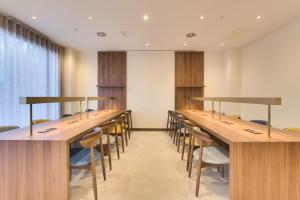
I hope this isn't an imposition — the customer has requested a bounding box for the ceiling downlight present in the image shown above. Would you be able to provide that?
[186,32,196,38]
[96,32,106,37]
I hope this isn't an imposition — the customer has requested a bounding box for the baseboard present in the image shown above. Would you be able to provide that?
[132,128,168,131]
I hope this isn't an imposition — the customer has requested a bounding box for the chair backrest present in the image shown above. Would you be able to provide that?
[283,128,300,134]
[80,128,102,148]
[32,119,49,125]
[114,115,127,123]
[61,114,73,118]
[226,114,241,119]
[100,121,117,133]
[189,127,213,147]
[0,126,19,133]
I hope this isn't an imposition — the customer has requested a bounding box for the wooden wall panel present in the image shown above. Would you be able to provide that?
[98,52,126,110]
[98,88,126,110]
[175,88,203,110]
[175,52,204,87]
[175,52,204,110]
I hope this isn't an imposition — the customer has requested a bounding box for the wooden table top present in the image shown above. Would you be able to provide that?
[176,110,300,144]
[0,110,124,142]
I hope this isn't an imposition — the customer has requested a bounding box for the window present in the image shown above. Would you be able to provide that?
[0,16,63,127]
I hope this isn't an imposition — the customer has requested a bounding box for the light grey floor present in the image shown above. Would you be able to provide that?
[71,131,229,200]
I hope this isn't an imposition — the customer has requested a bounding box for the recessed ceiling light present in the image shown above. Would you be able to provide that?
[32,16,37,20]
[183,43,187,46]
[88,16,93,20]
[143,15,149,21]
[220,43,225,46]
[186,32,196,38]
[145,42,150,46]
[256,15,262,20]
[96,32,106,37]
[200,16,205,20]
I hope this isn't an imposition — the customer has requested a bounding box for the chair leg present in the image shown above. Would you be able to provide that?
[195,147,203,197]
[90,147,98,200]
[115,133,120,159]
[124,129,128,146]
[99,138,106,181]
[120,133,125,153]
[188,136,195,177]
[107,134,112,170]
[177,130,181,152]
[181,130,187,160]
[186,135,192,171]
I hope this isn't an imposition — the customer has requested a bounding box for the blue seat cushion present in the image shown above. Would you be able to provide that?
[70,148,100,167]
[250,120,268,125]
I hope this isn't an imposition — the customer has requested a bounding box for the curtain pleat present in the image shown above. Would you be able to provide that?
[0,14,65,127]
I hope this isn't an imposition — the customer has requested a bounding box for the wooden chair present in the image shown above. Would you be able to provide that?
[173,114,186,152]
[168,111,176,138]
[166,110,173,133]
[70,128,106,200]
[0,126,19,133]
[109,116,127,159]
[98,121,118,170]
[123,111,132,140]
[32,119,49,125]
[125,110,133,136]
[187,126,229,197]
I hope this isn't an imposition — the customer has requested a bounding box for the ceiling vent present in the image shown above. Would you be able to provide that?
[96,32,106,37]
[186,32,196,38]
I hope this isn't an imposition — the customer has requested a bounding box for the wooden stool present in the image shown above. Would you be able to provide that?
[70,128,106,200]
[187,126,229,197]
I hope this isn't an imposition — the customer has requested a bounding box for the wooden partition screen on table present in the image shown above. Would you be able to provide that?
[175,52,205,110]
[97,52,126,110]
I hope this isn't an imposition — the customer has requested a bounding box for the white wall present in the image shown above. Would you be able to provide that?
[62,48,79,114]
[241,17,300,128]
[222,49,242,114]
[76,51,98,110]
[204,52,225,110]
[127,51,175,128]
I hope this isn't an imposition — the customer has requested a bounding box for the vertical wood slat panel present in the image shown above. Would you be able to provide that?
[98,52,126,110]
[175,52,204,110]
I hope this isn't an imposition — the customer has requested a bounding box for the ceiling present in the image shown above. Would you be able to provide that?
[0,0,299,51]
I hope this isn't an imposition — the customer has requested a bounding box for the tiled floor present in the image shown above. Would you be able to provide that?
[71,131,229,200]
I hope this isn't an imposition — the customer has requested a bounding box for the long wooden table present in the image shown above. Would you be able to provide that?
[0,110,124,200]
[177,110,300,200]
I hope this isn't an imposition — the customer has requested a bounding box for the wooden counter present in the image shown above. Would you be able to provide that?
[177,110,300,200]
[0,110,124,200]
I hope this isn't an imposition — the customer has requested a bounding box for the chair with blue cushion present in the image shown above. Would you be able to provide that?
[108,115,127,159]
[250,119,268,125]
[70,128,105,200]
